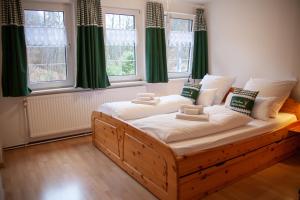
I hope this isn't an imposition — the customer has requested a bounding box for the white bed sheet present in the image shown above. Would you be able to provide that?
[98,95,193,120]
[130,105,253,143]
[169,113,297,156]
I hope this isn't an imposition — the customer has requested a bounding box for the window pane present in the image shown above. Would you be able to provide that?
[106,46,121,60]
[120,46,135,60]
[181,47,191,60]
[105,13,136,76]
[27,47,66,65]
[167,18,193,73]
[171,18,192,31]
[167,60,178,73]
[180,60,189,72]
[45,11,64,27]
[24,11,44,26]
[24,10,67,83]
[106,60,122,76]
[29,63,67,82]
[168,47,178,60]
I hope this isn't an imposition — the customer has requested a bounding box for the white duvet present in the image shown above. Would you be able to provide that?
[98,95,193,120]
[131,105,253,143]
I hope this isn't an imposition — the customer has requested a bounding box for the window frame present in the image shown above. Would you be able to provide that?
[23,2,76,90]
[165,12,195,79]
[102,7,143,82]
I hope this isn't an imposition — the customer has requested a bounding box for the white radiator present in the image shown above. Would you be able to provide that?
[25,86,146,138]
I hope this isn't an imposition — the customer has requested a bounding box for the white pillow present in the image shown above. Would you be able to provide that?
[244,78,296,117]
[251,97,278,121]
[201,74,235,105]
[197,88,217,106]
[225,92,278,121]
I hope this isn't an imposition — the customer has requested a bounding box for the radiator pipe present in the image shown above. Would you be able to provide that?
[23,98,31,144]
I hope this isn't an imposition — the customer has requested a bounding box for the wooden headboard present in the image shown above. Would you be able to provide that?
[222,87,234,103]
[280,98,300,120]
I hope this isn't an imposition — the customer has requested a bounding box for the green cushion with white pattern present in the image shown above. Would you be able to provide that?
[181,83,201,104]
[229,88,259,116]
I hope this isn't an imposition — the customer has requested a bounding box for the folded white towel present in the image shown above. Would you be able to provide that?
[176,113,209,121]
[135,96,154,101]
[179,105,204,114]
[131,98,160,105]
[183,108,200,115]
[180,104,204,110]
[137,93,156,98]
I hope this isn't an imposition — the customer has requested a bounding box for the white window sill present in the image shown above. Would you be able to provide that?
[28,77,189,97]
[30,80,146,96]
[168,73,190,79]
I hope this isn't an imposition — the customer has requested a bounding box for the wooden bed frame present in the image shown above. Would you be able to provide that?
[92,98,300,200]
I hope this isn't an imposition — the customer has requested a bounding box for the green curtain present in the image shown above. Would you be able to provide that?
[192,8,208,79]
[76,0,110,89]
[145,1,168,83]
[1,0,31,97]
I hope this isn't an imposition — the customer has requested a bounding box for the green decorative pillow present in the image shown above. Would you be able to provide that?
[229,88,259,116]
[181,83,201,104]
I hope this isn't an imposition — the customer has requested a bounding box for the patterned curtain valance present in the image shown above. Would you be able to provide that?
[77,0,103,27]
[145,1,168,83]
[76,0,110,89]
[1,0,31,96]
[146,1,164,29]
[194,8,207,32]
[1,0,24,26]
[191,8,208,80]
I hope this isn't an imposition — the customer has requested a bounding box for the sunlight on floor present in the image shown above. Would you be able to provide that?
[42,181,83,200]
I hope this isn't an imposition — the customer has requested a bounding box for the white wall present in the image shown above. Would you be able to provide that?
[0,98,27,147]
[206,0,300,100]
[0,0,200,148]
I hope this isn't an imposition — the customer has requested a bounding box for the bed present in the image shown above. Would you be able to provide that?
[91,98,300,200]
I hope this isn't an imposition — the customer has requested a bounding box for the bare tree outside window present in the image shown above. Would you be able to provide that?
[24,10,67,83]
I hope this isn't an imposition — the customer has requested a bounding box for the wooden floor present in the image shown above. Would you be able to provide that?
[1,136,299,200]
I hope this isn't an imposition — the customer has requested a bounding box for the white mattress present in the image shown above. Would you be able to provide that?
[169,113,297,156]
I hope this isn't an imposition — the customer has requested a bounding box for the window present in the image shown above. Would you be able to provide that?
[24,3,75,90]
[166,14,194,77]
[103,8,142,82]
[25,10,67,83]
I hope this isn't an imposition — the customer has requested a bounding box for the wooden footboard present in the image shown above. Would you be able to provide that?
[92,98,300,200]
[92,112,178,200]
